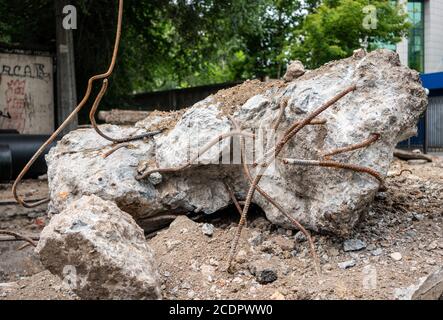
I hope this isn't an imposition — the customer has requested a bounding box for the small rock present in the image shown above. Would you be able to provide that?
[166,239,182,251]
[233,277,243,284]
[328,247,340,257]
[405,230,417,238]
[260,240,278,254]
[250,217,271,230]
[248,231,264,247]
[323,263,333,272]
[427,240,438,251]
[38,174,48,181]
[190,260,200,272]
[283,60,305,81]
[343,239,367,252]
[249,260,278,284]
[273,236,294,251]
[256,269,278,284]
[375,192,387,201]
[294,232,307,243]
[181,282,191,289]
[338,260,356,270]
[390,252,402,261]
[148,172,163,185]
[371,248,383,256]
[201,264,216,282]
[187,290,196,299]
[201,223,214,237]
[235,249,248,264]
[209,258,219,266]
[163,271,171,277]
[412,212,424,221]
[426,258,436,266]
[270,291,285,300]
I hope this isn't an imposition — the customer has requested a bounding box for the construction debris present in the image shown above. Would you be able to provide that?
[2,156,442,300]
[36,195,161,300]
[45,49,427,239]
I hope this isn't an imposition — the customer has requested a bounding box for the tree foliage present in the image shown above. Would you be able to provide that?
[0,0,410,106]
[290,0,410,69]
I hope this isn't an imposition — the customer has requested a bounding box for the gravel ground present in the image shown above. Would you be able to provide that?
[0,158,442,300]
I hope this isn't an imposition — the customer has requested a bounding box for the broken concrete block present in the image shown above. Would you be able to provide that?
[46,49,427,236]
[412,268,443,300]
[283,60,306,81]
[36,195,161,300]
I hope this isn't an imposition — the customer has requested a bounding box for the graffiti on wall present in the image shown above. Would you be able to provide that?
[0,52,54,134]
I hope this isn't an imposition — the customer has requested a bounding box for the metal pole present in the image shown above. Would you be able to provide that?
[55,0,78,134]
[423,110,428,154]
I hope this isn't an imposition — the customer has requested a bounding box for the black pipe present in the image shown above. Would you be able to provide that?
[0,144,12,181]
[0,135,56,181]
[0,129,19,134]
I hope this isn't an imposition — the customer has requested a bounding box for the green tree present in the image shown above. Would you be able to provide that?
[290,0,410,69]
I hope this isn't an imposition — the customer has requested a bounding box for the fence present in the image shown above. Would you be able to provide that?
[130,82,240,111]
[427,95,443,151]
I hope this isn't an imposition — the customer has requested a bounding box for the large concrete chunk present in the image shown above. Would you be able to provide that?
[36,195,161,300]
[46,49,427,235]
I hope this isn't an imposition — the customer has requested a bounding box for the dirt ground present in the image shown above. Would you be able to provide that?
[0,157,442,300]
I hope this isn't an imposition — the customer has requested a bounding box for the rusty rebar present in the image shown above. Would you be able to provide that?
[254,85,357,168]
[102,142,133,158]
[280,158,385,186]
[0,230,37,247]
[136,129,255,180]
[223,181,243,216]
[229,116,321,275]
[12,0,124,208]
[389,169,413,177]
[90,79,162,143]
[228,85,357,268]
[321,133,380,159]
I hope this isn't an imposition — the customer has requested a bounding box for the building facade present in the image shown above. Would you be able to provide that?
[392,0,443,152]
[395,0,443,73]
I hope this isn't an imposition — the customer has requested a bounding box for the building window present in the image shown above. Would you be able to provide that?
[408,0,425,72]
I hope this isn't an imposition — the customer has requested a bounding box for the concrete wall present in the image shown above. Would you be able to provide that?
[0,52,54,134]
[424,0,443,73]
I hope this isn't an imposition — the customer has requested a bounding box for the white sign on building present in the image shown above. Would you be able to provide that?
[0,52,54,134]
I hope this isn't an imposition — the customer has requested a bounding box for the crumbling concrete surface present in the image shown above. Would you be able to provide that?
[45,49,427,236]
[36,195,161,300]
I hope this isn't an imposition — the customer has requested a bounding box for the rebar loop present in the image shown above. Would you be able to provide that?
[12,0,125,208]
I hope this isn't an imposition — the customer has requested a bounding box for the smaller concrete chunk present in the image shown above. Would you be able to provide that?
[36,195,161,300]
